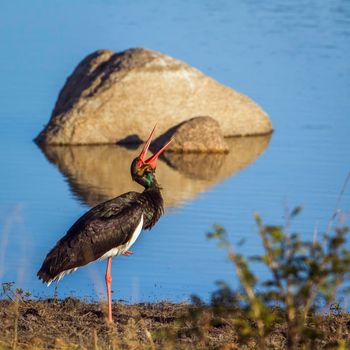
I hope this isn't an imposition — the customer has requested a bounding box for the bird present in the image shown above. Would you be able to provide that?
[37,125,172,322]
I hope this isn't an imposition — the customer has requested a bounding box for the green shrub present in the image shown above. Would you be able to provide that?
[196,204,350,349]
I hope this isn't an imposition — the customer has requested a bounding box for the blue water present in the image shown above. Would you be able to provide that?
[0,0,349,302]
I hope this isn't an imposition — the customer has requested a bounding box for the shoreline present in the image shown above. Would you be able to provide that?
[1,297,349,349]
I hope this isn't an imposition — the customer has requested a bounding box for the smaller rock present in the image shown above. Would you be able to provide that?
[153,116,229,153]
[116,134,143,145]
[116,134,143,149]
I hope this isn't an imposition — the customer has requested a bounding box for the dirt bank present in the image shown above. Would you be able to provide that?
[1,298,349,349]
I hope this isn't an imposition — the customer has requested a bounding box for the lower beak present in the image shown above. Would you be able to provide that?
[138,125,173,169]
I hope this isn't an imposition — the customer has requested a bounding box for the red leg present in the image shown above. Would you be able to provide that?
[105,257,113,322]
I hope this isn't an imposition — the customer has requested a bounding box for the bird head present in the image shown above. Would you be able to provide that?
[130,125,173,188]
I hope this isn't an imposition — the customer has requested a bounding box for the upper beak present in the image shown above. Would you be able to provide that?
[138,125,173,169]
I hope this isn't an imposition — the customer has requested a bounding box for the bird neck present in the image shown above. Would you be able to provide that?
[142,181,162,202]
[141,184,164,230]
[135,171,159,189]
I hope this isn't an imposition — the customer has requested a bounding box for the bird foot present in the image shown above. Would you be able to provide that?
[122,250,134,256]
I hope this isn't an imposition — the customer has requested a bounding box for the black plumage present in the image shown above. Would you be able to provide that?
[37,184,163,284]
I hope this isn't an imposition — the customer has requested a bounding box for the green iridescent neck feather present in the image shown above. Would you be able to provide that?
[143,172,156,188]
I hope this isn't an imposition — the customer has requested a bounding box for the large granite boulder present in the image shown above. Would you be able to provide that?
[153,116,228,153]
[35,48,272,145]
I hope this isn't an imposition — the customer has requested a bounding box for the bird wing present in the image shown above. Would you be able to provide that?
[65,191,140,237]
[37,191,143,283]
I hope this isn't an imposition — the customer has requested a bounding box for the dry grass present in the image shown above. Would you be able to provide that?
[0,297,181,350]
[0,297,349,350]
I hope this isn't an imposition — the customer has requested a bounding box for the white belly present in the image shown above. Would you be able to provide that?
[99,215,144,260]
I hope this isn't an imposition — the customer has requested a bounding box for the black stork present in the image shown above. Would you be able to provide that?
[37,126,172,322]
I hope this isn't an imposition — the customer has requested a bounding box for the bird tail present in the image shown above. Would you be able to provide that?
[37,264,56,286]
[37,245,68,285]
[37,244,80,286]
[37,265,77,286]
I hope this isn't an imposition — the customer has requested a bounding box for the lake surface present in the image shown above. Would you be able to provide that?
[0,0,349,302]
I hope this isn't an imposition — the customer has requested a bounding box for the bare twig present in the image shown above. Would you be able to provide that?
[326,172,350,235]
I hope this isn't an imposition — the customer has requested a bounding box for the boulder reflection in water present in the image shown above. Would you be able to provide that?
[38,135,271,208]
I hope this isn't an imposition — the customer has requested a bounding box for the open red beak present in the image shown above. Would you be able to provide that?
[137,125,173,169]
